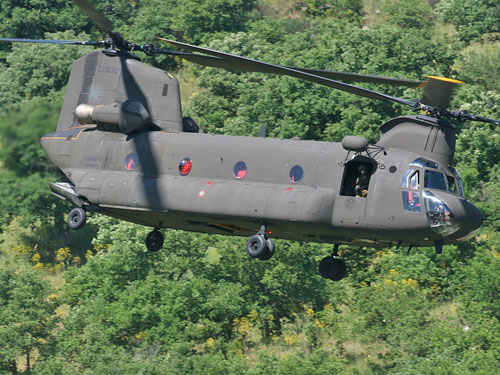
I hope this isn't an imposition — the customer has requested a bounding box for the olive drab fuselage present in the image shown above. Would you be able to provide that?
[41,50,483,250]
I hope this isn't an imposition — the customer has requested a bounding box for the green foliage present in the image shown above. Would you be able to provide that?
[0,172,61,226]
[0,261,58,374]
[185,20,458,141]
[0,31,89,106]
[456,43,500,91]
[381,0,434,29]
[0,1,499,373]
[0,0,85,42]
[127,0,256,45]
[0,96,62,175]
[301,0,363,21]
[435,0,500,42]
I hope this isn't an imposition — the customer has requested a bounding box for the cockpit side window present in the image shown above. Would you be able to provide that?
[424,170,447,191]
[446,175,457,194]
[401,169,419,189]
[409,170,419,189]
[401,169,421,212]
[402,191,421,212]
[450,167,465,197]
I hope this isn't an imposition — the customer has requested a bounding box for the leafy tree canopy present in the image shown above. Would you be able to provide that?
[435,0,500,42]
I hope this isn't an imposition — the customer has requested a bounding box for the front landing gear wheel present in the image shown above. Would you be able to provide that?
[319,257,347,281]
[146,230,164,252]
[67,208,86,230]
[246,235,266,258]
[258,239,275,261]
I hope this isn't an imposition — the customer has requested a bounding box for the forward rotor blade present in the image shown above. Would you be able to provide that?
[292,68,425,88]
[421,76,463,111]
[157,38,417,108]
[0,37,99,46]
[73,0,113,33]
[445,110,500,126]
[154,47,424,87]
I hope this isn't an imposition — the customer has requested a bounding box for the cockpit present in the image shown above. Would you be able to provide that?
[401,157,467,236]
[402,157,464,197]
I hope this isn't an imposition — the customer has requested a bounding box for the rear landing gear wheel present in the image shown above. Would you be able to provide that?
[146,230,164,252]
[319,257,347,281]
[67,208,86,230]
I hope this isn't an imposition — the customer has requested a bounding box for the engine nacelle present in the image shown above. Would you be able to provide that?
[75,100,152,134]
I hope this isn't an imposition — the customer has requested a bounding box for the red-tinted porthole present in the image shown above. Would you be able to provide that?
[125,153,139,171]
[233,161,247,179]
[289,165,304,183]
[178,157,192,176]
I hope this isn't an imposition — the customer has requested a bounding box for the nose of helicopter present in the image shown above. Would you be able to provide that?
[450,198,484,240]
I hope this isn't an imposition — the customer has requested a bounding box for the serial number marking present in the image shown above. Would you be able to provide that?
[97,65,120,74]
[84,156,103,162]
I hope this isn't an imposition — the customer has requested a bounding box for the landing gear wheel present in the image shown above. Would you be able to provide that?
[146,230,164,252]
[319,257,347,281]
[319,257,339,280]
[258,239,275,261]
[331,259,347,281]
[67,208,86,230]
[246,235,266,258]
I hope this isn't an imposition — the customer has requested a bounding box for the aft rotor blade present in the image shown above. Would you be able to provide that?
[73,0,113,33]
[157,38,417,107]
[0,37,100,46]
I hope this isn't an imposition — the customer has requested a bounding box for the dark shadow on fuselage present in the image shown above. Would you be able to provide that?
[119,53,164,219]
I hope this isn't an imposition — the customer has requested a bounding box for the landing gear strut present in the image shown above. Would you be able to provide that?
[145,229,164,252]
[67,207,86,230]
[246,225,275,261]
[319,244,347,281]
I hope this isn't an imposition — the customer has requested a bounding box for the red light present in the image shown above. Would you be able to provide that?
[267,230,272,234]
[178,157,192,175]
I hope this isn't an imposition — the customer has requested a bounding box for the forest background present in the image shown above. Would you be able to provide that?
[0,0,499,374]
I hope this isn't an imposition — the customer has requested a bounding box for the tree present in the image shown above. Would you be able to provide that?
[381,0,435,29]
[184,19,459,141]
[0,262,58,374]
[0,1,85,43]
[435,0,500,42]
[0,31,89,107]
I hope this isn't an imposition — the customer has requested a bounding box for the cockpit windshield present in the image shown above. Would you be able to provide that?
[409,157,440,169]
[404,159,465,198]
[424,170,447,191]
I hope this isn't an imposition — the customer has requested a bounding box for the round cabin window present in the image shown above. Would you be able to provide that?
[233,161,247,179]
[289,165,304,183]
[178,157,192,176]
[125,153,139,171]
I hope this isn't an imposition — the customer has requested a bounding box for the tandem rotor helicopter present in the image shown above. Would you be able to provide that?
[1,0,497,281]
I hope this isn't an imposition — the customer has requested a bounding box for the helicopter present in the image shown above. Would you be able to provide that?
[1,0,495,282]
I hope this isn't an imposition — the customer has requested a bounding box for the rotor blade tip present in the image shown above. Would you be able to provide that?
[424,75,465,85]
